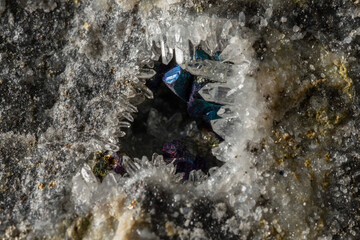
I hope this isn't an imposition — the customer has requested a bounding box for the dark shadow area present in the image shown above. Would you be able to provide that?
[118,59,223,173]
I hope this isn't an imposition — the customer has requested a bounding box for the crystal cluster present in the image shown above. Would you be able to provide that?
[161,49,223,122]
[1,0,360,239]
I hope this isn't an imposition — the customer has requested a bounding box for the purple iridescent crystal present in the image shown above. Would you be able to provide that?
[162,140,206,180]
[105,151,126,175]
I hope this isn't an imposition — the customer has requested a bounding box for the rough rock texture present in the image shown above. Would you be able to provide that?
[0,0,360,239]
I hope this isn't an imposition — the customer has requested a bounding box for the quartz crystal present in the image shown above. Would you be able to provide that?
[0,0,359,239]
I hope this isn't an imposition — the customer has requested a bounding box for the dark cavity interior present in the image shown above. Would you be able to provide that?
[119,59,223,173]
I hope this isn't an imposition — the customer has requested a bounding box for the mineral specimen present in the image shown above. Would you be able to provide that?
[0,0,360,239]
[162,140,207,179]
[162,49,223,122]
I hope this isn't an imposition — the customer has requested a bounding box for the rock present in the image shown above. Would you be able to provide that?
[0,0,359,239]
[0,0,5,16]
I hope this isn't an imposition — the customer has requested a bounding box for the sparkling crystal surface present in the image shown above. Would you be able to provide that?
[0,0,359,239]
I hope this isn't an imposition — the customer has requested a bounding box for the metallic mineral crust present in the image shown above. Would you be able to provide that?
[0,0,359,239]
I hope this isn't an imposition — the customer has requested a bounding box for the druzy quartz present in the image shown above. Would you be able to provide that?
[1,0,359,239]
[162,49,223,122]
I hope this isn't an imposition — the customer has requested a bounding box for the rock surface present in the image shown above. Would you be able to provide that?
[0,0,360,239]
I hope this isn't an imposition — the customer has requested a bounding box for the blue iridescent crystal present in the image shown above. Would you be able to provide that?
[213,51,222,61]
[163,65,182,84]
[162,49,223,122]
[195,49,210,60]
[162,65,193,102]
[188,81,222,122]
